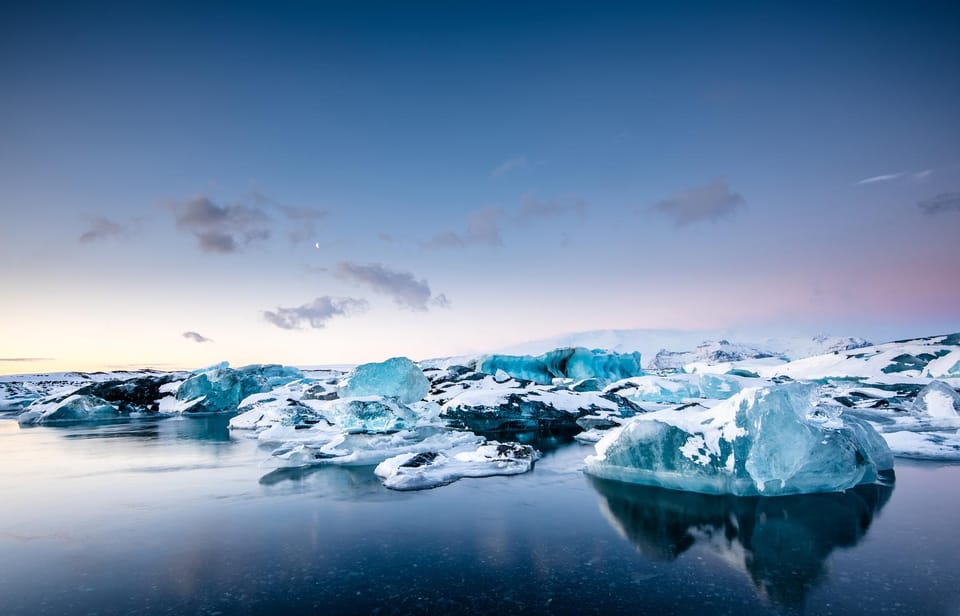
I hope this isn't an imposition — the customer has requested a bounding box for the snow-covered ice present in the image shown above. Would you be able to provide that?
[585,383,893,496]
[374,441,540,490]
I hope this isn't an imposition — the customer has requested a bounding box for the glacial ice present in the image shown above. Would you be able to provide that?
[319,396,416,433]
[176,363,304,414]
[18,373,182,424]
[18,394,120,424]
[272,428,482,467]
[440,386,639,432]
[229,380,335,431]
[882,430,960,460]
[605,375,700,404]
[912,380,960,418]
[477,347,643,385]
[604,373,749,404]
[374,441,539,490]
[585,383,894,496]
[337,357,429,404]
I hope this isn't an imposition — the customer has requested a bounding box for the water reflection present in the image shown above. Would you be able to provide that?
[16,415,232,442]
[589,475,894,608]
[471,429,577,455]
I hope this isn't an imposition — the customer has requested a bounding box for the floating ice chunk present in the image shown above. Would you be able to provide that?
[229,380,331,431]
[882,430,960,460]
[585,383,893,496]
[273,428,482,467]
[478,347,643,385]
[256,420,343,446]
[18,373,182,424]
[912,380,960,418]
[374,441,539,490]
[319,396,416,433]
[18,394,119,425]
[176,363,304,414]
[575,428,610,444]
[337,357,429,404]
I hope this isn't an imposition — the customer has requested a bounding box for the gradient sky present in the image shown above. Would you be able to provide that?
[2,0,959,374]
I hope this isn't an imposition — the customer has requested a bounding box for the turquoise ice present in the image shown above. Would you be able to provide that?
[585,383,893,496]
[176,362,303,414]
[337,357,429,404]
[478,347,643,385]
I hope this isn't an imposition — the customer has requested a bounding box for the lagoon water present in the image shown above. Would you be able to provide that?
[1,417,958,615]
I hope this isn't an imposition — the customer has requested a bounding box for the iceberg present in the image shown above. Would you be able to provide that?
[229,379,333,431]
[18,373,181,424]
[374,441,539,490]
[441,386,640,433]
[478,347,643,385]
[272,427,482,467]
[882,430,960,460]
[585,383,894,496]
[912,380,960,418]
[176,363,303,414]
[337,357,429,404]
[319,396,416,433]
[18,394,119,424]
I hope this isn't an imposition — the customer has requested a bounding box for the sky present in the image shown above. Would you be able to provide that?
[1,0,959,374]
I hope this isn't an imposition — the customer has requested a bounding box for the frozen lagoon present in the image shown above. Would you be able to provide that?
[1,416,959,615]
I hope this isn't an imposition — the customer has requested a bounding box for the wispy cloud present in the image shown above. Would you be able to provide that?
[79,217,126,243]
[0,357,54,362]
[182,331,213,343]
[491,155,529,178]
[170,196,272,254]
[424,195,587,249]
[424,207,507,248]
[651,178,745,226]
[169,192,328,253]
[334,261,447,311]
[857,169,934,184]
[918,193,960,215]
[263,296,369,330]
[515,195,587,225]
[857,172,906,185]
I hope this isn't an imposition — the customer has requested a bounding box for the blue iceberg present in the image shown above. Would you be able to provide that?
[337,357,429,404]
[320,397,417,433]
[176,362,303,414]
[585,383,894,496]
[478,347,643,385]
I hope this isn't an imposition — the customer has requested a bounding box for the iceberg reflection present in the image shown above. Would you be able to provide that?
[589,475,894,607]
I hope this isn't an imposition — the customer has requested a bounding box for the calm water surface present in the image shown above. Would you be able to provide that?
[1,417,958,615]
